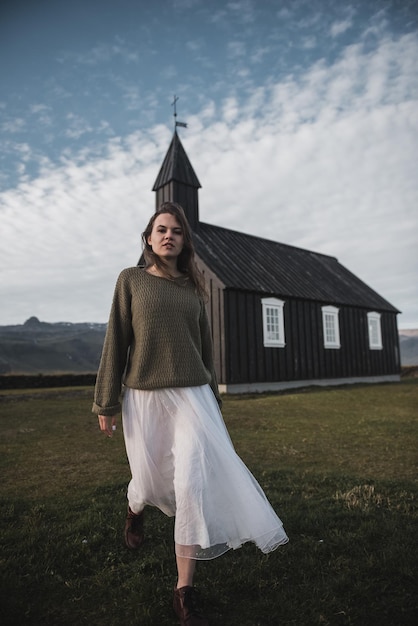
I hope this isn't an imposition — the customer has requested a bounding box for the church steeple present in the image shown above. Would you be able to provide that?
[152,130,201,230]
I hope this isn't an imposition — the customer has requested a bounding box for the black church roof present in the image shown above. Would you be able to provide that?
[193,222,399,312]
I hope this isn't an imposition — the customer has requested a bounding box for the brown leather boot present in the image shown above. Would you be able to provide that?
[173,586,209,626]
[124,506,144,549]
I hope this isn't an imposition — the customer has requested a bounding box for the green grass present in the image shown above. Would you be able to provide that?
[1,381,417,625]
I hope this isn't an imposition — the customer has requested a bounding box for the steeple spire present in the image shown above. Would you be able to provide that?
[152,128,201,230]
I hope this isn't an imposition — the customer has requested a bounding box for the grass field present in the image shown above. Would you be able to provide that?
[1,380,417,625]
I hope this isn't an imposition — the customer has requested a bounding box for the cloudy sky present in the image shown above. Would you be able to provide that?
[1,0,417,328]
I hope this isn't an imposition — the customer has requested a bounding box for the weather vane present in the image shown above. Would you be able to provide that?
[171,94,188,130]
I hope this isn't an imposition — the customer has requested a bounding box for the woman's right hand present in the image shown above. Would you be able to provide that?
[98,414,117,437]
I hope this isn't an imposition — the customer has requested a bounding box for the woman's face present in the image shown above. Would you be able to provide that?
[147,212,184,261]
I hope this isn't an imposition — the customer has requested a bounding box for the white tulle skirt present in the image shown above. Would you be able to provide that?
[122,384,289,560]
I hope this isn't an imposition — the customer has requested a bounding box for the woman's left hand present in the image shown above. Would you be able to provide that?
[98,414,117,437]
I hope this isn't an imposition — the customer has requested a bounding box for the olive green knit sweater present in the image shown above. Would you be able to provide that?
[92,267,221,416]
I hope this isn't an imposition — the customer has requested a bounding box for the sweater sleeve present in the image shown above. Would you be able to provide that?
[199,300,222,409]
[92,270,133,415]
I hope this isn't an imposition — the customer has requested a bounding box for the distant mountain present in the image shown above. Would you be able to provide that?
[0,317,106,374]
[398,329,418,366]
[0,318,417,374]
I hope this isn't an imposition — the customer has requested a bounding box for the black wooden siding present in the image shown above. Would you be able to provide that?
[224,289,400,385]
[154,181,199,230]
[196,257,226,384]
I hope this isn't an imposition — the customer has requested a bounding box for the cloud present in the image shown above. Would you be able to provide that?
[1,117,26,133]
[65,113,93,139]
[30,104,50,115]
[0,131,169,323]
[1,23,417,327]
[195,31,418,324]
[226,0,256,24]
[250,45,272,63]
[302,36,317,49]
[330,18,353,38]
[57,41,141,67]
[227,40,246,58]
[186,39,204,52]
[173,0,201,9]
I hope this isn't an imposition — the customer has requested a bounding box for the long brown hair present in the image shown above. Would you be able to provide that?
[141,202,207,300]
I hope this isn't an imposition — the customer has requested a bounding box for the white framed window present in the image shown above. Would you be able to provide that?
[322,305,341,349]
[367,312,383,350]
[261,298,285,348]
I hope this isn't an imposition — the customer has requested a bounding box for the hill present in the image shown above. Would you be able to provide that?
[398,329,418,366]
[0,317,417,375]
[0,317,106,374]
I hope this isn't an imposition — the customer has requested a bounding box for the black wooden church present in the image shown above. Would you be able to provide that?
[149,130,401,393]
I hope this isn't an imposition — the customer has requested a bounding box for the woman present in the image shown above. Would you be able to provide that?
[93,202,288,626]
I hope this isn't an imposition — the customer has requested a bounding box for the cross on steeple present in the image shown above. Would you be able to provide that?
[171,94,179,120]
[171,94,188,129]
